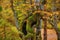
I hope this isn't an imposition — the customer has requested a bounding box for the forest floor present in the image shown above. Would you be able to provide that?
[0,27,58,40]
[41,29,57,40]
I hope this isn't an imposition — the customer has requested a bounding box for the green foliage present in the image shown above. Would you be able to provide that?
[0,18,6,27]
[0,0,60,40]
[26,21,34,33]
[25,33,33,39]
[0,6,2,12]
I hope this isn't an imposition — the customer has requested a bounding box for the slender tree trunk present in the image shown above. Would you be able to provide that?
[44,20,47,40]
[43,14,47,40]
[52,0,60,40]
[40,0,47,40]
[53,14,60,40]
[10,0,24,39]
[35,0,42,40]
[39,18,42,40]
[54,28,60,40]
[10,0,19,30]
[57,32,60,40]
[36,16,42,40]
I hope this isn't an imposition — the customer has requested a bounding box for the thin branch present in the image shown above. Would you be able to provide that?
[10,0,19,30]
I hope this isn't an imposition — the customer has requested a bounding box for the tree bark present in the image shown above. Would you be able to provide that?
[35,0,42,40]
[36,17,42,40]
[10,0,19,30]
[43,14,47,40]
[52,0,60,39]
[53,14,60,40]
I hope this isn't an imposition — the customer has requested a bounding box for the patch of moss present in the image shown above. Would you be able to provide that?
[0,6,2,12]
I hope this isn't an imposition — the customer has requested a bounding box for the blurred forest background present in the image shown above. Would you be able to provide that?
[0,0,60,40]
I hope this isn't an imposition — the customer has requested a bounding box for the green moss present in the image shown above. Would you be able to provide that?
[0,6,2,12]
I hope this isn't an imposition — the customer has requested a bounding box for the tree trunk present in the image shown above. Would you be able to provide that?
[53,14,60,40]
[55,29,60,40]
[57,32,60,40]
[36,17,42,40]
[10,0,19,29]
[52,0,60,40]
[43,15,47,40]
[52,0,60,39]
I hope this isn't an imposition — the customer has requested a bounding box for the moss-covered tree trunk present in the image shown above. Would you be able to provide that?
[36,17,42,40]
[35,0,42,40]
